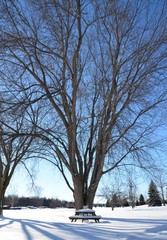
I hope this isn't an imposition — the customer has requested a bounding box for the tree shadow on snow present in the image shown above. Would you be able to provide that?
[0,216,113,240]
[101,217,167,240]
[0,216,65,240]
[1,215,167,240]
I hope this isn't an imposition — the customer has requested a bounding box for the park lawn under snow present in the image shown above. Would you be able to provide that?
[0,205,167,240]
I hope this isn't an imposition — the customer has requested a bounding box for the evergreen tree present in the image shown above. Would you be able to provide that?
[139,194,145,205]
[148,180,162,206]
[136,200,139,206]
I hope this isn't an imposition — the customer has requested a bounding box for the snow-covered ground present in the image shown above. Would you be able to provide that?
[0,205,167,240]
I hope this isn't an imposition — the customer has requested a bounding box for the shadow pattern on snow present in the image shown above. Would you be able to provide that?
[102,216,167,240]
[0,215,167,240]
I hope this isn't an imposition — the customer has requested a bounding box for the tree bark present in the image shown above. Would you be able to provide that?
[0,185,5,215]
[73,177,84,209]
[73,177,99,209]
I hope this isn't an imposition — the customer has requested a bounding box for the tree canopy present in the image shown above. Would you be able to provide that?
[0,0,167,210]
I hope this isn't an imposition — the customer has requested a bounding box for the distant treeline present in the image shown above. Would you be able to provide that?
[4,195,74,208]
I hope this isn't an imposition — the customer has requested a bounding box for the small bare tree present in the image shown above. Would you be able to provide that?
[153,169,167,206]
[128,178,137,208]
[6,195,19,208]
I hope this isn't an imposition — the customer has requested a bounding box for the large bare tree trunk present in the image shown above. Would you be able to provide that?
[86,188,98,209]
[73,177,99,209]
[0,198,3,215]
[0,182,5,215]
[73,177,84,209]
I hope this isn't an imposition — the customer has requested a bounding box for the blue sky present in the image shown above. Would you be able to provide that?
[6,158,152,203]
[7,161,109,203]
[6,127,167,203]
[7,161,74,201]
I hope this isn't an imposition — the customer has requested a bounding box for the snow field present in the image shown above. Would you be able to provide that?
[0,205,167,240]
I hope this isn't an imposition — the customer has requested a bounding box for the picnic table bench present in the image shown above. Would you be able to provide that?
[69,209,101,222]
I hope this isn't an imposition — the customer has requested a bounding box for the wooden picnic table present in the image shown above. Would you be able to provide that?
[69,208,101,222]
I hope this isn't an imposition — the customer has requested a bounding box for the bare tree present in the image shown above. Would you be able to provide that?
[0,126,36,214]
[0,73,42,214]
[153,169,167,206]
[128,176,137,208]
[99,178,124,210]
[0,0,166,210]
[6,195,19,208]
